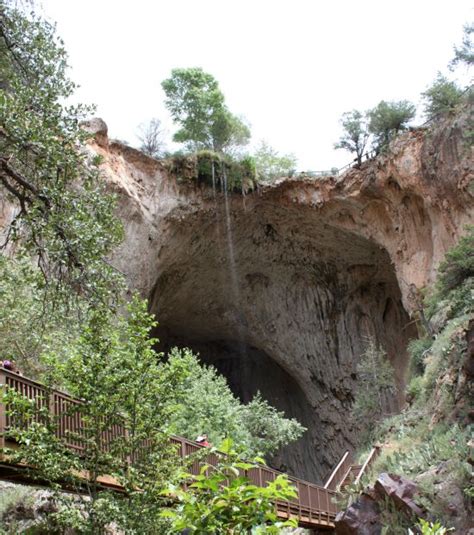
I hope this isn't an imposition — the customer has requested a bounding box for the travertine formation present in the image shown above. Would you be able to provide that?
[87,112,473,483]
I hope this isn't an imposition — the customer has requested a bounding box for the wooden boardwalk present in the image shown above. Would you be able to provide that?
[0,368,378,530]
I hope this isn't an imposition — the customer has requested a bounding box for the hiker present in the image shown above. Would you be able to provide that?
[1,360,22,375]
[196,434,211,447]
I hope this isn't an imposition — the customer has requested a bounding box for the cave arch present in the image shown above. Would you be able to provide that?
[149,199,416,482]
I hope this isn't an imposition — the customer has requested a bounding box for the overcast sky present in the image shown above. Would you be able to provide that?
[40,0,472,170]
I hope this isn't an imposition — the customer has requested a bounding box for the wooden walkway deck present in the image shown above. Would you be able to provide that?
[0,368,378,530]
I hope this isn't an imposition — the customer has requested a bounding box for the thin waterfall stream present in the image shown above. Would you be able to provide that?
[221,166,247,356]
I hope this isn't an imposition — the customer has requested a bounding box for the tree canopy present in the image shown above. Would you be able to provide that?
[421,73,464,120]
[0,3,123,304]
[253,141,297,181]
[162,67,251,153]
[165,348,306,458]
[368,100,416,151]
[334,110,370,166]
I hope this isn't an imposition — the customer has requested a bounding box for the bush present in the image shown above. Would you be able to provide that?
[168,150,257,193]
[162,439,297,534]
[408,337,433,375]
[406,375,424,403]
[436,226,474,298]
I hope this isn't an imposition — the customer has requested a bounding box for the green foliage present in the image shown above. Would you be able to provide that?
[165,349,306,459]
[449,22,474,69]
[376,423,470,479]
[415,518,454,534]
[435,226,474,298]
[406,375,424,403]
[253,141,297,182]
[161,67,250,153]
[334,109,370,165]
[425,227,474,323]
[353,339,396,442]
[167,150,257,193]
[408,337,433,376]
[422,73,464,120]
[3,297,184,534]
[422,315,468,399]
[368,100,416,150]
[0,254,84,376]
[162,439,298,534]
[0,3,123,303]
[379,495,416,534]
[0,485,34,534]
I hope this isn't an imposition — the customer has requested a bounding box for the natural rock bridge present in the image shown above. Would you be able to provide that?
[0,368,379,530]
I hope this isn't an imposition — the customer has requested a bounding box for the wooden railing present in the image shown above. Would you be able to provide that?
[354,445,381,485]
[0,369,338,528]
[324,450,351,491]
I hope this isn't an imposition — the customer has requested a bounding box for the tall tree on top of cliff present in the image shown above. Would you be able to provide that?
[334,109,370,166]
[368,100,416,152]
[449,22,474,69]
[0,2,123,304]
[161,67,251,154]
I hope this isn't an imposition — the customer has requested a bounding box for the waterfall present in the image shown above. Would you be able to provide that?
[222,167,246,356]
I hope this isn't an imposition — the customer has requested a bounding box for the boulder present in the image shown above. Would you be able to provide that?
[374,473,424,518]
[335,493,381,535]
[80,117,108,147]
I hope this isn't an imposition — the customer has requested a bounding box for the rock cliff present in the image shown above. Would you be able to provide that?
[88,111,473,483]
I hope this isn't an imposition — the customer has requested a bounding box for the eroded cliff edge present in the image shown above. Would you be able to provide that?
[88,111,473,483]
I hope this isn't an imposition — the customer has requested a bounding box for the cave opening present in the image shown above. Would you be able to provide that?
[150,200,416,483]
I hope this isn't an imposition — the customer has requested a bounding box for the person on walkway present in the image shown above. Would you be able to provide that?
[196,434,211,447]
[1,360,22,375]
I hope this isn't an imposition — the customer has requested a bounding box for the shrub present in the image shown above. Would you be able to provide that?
[406,375,424,403]
[408,337,433,375]
[436,226,474,297]
[168,150,257,193]
[162,439,298,534]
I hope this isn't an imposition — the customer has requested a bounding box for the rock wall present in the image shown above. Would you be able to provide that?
[88,112,473,483]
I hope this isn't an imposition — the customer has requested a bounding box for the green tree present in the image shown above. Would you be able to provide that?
[0,3,123,303]
[368,100,416,151]
[334,110,370,166]
[352,339,396,440]
[421,73,464,120]
[239,393,306,458]
[165,349,306,459]
[161,67,251,153]
[0,254,84,376]
[162,439,298,534]
[3,297,184,534]
[253,141,297,182]
[449,22,474,69]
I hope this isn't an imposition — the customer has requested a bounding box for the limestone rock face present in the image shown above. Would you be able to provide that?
[89,111,473,483]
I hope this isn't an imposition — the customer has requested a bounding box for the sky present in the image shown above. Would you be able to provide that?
[40,0,472,171]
